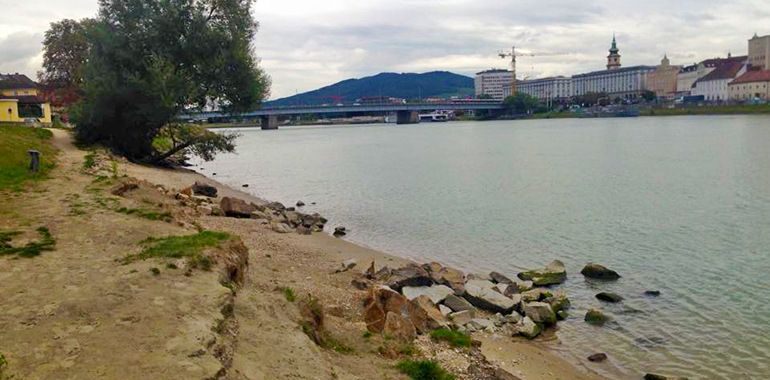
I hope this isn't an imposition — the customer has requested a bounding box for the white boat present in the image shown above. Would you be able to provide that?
[419,112,450,122]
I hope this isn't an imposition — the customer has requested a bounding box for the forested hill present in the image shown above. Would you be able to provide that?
[266,71,474,106]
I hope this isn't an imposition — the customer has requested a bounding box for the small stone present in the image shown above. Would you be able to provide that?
[242,184,249,188]
[333,227,347,237]
[588,353,608,362]
[468,318,496,332]
[644,290,661,297]
[296,201,305,207]
[337,259,357,272]
[643,374,689,380]
[596,292,624,303]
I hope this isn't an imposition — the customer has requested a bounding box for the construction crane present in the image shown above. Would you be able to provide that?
[498,46,568,96]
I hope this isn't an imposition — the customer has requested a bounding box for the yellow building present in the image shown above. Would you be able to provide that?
[728,69,770,100]
[646,55,682,99]
[0,73,52,124]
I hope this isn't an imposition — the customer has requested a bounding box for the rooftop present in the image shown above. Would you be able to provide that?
[0,73,37,90]
[697,57,747,82]
[730,69,770,84]
[573,65,656,78]
[476,69,511,75]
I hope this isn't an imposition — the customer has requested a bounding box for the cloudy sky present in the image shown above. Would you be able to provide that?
[2,0,768,99]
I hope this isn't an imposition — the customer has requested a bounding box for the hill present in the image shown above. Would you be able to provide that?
[266,71,474,106]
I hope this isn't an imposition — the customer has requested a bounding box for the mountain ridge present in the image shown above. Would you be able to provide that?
[266,71,474,106]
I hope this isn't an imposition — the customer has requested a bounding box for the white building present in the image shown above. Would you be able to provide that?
[572,66,655,98]
[518,76,572,101]
[691,56,748,101]
[475,69,512,100]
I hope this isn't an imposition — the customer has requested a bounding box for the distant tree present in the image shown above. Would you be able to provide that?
[73,0,271,161]
[38,18,93,107]
[503,93,539,114]
[477,94,494,100]
[641,90,656,102]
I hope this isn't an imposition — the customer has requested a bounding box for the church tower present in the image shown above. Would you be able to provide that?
[607,34,621,70]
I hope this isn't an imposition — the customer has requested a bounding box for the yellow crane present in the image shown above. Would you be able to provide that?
[498,46,568,96]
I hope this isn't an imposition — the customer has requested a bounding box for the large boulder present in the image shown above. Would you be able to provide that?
[402,285,455,304]
[283,211,303,227]
[449,310,474,325]
[521,288,553,302]
[383,312,417,340]
[444,294,475,313]
[581,263,620,280]
[463,280,521,314]
[423,262,465,295]
[489,271,515,285]
[584,309,610,326]
[385,264,433,292]
[545,291,571,314]
[265,201,286,212]
[512,316,540,339]
[220,197,257,218]
[363,286,410,332]
[468,318,496,332]
[411,295,448,330]
[192,181,217,197]
[517,260,567,286]
[522,302,557,326]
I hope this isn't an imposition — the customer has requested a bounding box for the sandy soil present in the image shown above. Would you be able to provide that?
[0,129,621,380]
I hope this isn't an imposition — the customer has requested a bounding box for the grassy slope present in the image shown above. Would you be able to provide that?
[0,124,56,192]
[639,104,770,116]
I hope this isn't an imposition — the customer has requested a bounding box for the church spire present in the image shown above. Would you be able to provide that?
[607,34,621,70]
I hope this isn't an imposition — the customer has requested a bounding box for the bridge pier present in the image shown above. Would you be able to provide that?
[260,115,279,130]
[396,110,419,125]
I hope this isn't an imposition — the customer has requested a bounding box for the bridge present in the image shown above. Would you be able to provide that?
[180,101,505,129]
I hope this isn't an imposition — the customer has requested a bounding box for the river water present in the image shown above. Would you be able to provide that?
[195,115,770,380]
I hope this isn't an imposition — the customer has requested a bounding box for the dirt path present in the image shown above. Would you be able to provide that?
[0,130,233,380]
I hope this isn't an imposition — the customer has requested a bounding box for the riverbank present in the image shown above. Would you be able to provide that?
[0,127,624,380]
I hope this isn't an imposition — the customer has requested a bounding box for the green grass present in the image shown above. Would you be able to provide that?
[640,104,770,116]
[363,330,372,339]
[120,230,231,265]
[282,287,297,302]
[116,207,172,222]
[0,227,56,258]
[0,124,56,192]
[83,152,96,170]
[396,360,456,380]
[0,353,7,379]
[429,329,471,348]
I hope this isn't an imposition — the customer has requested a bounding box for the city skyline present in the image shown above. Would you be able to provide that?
[1,0,768,99]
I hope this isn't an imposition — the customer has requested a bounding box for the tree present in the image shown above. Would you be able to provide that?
[477,94,493,100]
[641,90,656,102]
[73,0,271,161]
[153,124,239,164]
[38,18,93,107]
[503,93,539,114]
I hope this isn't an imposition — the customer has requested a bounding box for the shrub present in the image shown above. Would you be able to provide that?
[396,360,456,380]
[429,329,471,348]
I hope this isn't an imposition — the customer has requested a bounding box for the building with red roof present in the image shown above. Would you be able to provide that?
[691,55,748,101]
[728,68,770,100]
[0,73,52,124]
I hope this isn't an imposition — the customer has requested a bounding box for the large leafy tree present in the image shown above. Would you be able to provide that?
[73,0,270,160]
[503,93,539,114]
[38,18,93,107]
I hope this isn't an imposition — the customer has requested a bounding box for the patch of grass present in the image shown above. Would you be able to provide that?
[120,230,231,265]
[429,329,471,348]
[0,352,7,379]
[0,227,56,258]
[166,262,178,269]
[282,287,297,302]
[222,281,237,295]
[399,342,416,356]
[150,267,160,275]
[116,207,172,222]
[0,124,56,192]
[363,330,372,339]
[83,152,96,170]
[397,359,456,380]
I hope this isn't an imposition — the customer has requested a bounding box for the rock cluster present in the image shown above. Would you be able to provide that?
[357,260,572,340]
[217,196,328,235]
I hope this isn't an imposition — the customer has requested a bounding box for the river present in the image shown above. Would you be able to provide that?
[194,115,770,380]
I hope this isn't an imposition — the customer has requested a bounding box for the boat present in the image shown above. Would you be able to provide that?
[419,112,450,122]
